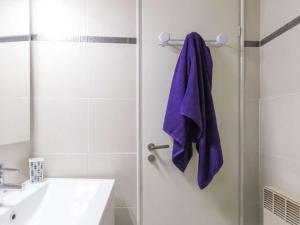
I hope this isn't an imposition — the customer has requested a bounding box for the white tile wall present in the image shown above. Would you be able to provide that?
[32,42,89,98]
[88,43,136,99]
[0,0,30,36]
[0,99,30,146]
[33,99,89,154]
[260,0,300,38]
[260,153,300,201]
[0,43,30,145]
[260,0,300,209]
[87,0,136,37]
[260,26,300,98]
[32,0,137,37]
[88,154,137,207]
[36,154,89,178]
[90,100,136,154]
[31,0,87,36]
[31,1,137,225]
[260,94,300,162]
[0,42,30,98]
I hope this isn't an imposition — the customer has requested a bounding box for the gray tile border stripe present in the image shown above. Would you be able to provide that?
[244,41,260,47]
[31,34,137,44]
[261,16,300,46]
[31,34,88,42]
[245,15,300,48]
[4,15,299,46]
[0,35,30,43]
[87,36,136,44]
[0,34,137,44]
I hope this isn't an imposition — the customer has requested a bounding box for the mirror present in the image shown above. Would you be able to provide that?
[0,0,30,145]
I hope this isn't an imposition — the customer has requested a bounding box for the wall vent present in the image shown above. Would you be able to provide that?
[264,188,274,212]
[286,201,300,225]
[264,187,300,225]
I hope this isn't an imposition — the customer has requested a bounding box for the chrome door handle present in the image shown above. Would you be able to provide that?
[147,143,170,151]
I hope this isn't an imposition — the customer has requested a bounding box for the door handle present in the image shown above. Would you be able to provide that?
[147,143,170,151]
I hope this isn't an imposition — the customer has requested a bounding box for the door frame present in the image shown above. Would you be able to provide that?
[136,1,246,225]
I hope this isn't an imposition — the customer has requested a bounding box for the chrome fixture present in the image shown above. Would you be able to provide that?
[148,155,156,162]
[158,32,228,47]
[147,143,170,151]
[147,143,170,162]
[0,164,23,191]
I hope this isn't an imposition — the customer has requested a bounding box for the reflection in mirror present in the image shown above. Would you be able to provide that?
[0,0,30,145]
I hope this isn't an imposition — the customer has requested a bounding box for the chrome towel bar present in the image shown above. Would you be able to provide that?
[158,32,228,47]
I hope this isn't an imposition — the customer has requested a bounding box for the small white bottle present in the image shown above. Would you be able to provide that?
[29,158,44,183]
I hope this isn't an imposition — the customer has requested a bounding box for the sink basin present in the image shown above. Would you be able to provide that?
[0,178,115,225]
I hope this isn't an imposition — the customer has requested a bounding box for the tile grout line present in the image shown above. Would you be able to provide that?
[113,207,137,212]
[85,0,90,180]
[260,91,300,101]
[87,41,91,179]
[260,151,300,165]
[86,0,90,177]
[114,206,137,210]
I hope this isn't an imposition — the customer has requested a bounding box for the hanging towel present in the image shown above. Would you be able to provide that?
[163,32,223,189]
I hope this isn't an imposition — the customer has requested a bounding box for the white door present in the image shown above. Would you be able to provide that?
[141,1,240,225]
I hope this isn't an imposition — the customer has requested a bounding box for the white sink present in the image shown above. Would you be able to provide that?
[0,178,115,225]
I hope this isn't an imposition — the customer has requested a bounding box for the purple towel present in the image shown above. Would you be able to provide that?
[163,32,223,189]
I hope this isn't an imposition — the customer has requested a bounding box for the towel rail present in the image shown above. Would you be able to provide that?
[158,32,228,47]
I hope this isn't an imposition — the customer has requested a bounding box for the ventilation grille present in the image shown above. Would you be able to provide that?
[274,194,286,219]
[287,201,300,225]
[264,188,274,212]
[264,187,300,225]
